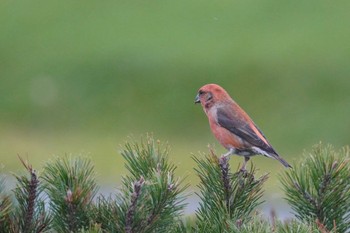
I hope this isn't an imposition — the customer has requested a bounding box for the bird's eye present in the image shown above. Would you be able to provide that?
[206,92,213,101]
[198,90,204,95]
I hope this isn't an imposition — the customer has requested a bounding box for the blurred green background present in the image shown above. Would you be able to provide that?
[1,0,349,212]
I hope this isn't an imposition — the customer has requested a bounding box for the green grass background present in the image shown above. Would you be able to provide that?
[1,0,349,207]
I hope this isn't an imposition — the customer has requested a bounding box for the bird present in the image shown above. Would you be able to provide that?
[195,83,291,171]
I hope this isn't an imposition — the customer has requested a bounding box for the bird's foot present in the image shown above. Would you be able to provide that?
[220,154,230,161]
[219,155,229,170]
[221,153,229,159]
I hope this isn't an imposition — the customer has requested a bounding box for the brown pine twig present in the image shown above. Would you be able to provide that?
[18,156,38,233]
[125,176,145,233]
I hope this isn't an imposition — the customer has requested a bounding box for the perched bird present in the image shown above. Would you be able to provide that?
[195,84,291,170]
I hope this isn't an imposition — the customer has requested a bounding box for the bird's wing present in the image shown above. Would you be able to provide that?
[216,107,277,155]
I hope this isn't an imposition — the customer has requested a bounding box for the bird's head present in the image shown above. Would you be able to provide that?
[195,84,231,109]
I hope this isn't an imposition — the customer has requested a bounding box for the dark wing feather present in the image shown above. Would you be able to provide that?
[216,107,277,155]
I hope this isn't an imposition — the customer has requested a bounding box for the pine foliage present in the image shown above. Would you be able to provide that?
[0,157,51,233]
[1,138,350,233]
[0,167,13,232]
[12,157,51,233]
[41,156,98,232]
[280,143,350,232]
[193,149,268,232]
[178,212,327,233]
[93,137,188,233]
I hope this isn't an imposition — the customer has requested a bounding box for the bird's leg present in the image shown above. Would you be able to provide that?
[222,148,235,158]
[240,156,250,172]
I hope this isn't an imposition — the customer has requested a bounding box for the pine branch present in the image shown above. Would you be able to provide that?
[95,136,188,233]
[280,143,350,233]
[24,169,38,232]
[16,156,39,233]
[42,156,98,233]
[65,189,78,231]
[0,168,12,232]
[90,195,123,232]
[10,156,51,233]
[219,154,231,210]
[125,176,144,233]
[194,149,268,232]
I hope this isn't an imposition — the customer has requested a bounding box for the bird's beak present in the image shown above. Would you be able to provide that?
[194,93,200,104]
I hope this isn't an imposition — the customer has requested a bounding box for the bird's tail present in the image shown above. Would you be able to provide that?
[276,156,292,168]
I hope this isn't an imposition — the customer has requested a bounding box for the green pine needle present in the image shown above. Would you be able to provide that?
[0,168,12,232]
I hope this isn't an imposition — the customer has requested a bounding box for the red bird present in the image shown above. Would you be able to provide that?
[195,84,291,170]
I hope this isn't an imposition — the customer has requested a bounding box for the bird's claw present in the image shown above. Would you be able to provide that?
[219,155,229,169]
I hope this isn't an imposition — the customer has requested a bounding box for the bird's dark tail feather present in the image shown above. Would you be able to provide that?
[276,156,292,168]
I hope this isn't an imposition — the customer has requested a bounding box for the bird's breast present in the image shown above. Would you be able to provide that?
[209,120,243,150]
